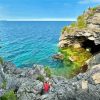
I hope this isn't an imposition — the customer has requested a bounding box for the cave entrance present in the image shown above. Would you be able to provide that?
[81,39,100,54]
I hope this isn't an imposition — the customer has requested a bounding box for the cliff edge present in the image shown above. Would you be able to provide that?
[58,6,100,54]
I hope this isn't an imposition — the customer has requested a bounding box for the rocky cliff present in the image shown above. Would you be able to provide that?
[58,6,100,54]
[55,6,100,77]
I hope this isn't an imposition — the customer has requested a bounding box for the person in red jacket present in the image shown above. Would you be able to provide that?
[43,81,50,93]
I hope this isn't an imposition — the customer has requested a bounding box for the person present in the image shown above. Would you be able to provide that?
[43,81,50,94]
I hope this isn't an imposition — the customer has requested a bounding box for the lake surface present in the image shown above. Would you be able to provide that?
[0,21,72,68]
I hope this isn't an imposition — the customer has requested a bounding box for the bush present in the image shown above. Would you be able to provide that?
[62,15,87,34]
[62,26,68,34]
[36,75,44,82]
[0,90,17,100]
[77,15,87,29]
[1,80,6,89]
[91,7,97,11]
[44,66,51,78]
[70,22,76,27]
[0,57,3,65]
[89,13,94,17]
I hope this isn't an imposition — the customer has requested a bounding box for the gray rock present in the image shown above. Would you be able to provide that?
[41,93,58,100]
[87,53,100,68]
[17,92,36,100]
[3,62,16,74]
[6,76,21,91]
[0,61,99,100]
[76,90,100,100]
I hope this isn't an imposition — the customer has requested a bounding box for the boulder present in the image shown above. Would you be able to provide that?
[52,54,64,60]
[87,53,100,68]
[92,73,100,84]
[81,80,88,90]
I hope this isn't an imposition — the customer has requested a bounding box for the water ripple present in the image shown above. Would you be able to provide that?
[0,21,72,67]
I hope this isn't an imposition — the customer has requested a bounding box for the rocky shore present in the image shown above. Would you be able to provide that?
[0,53,100,100]
[53,6,100,78]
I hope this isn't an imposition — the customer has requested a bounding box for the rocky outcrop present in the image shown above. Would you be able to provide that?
[58,6,100,54]
[87,53,100,68]
[52,53,64,60]
[0,61,100,100]
[0,62,47,100]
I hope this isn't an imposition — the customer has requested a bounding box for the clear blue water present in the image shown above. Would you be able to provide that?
[0,21,72,68]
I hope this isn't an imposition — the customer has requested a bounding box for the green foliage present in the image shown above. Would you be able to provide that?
[87,6,98,17]
[90,6,97,11]
[0,90,17,100]
[62,26,75,34]
[44,66,51,78]
[36,75,44,82]
[62,26,68,34]
[77,15,87,29]
[61,6,99,34]
[1,80,6,89]
[60,46,92,66]
[61,15,87,34]
[0,57,3,65]
[89,13,94,17]
[70,22,76,27]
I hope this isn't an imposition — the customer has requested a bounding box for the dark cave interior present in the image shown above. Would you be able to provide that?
[82,39,100,54]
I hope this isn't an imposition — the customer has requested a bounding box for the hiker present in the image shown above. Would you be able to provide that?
[43,81,51,94]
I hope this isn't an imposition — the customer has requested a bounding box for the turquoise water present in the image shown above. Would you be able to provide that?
[0,21,72,68]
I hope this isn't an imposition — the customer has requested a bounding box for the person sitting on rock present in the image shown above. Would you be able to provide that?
[43,81,50,94]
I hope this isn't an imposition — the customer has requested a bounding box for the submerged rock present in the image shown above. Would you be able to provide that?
[52,54,64,60]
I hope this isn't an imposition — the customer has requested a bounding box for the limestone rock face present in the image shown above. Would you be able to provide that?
[58,6,100,48]
[81,80,88,90]
[92,73,100,84]
[87,53,100,68]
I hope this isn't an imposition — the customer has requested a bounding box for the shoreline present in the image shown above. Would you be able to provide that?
[0,55,100,100]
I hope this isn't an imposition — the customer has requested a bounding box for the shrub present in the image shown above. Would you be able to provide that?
[0,57,3,65]
[36,75,44,82]
[0,90,17,100]
[44,66,51,78]
[77,15,87,29]
[89,13,94,17]
[62,26,68,34]
[91,6,97,11]
[62,15,87,35]
[1,80,6,89]
[70,22,76,27]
